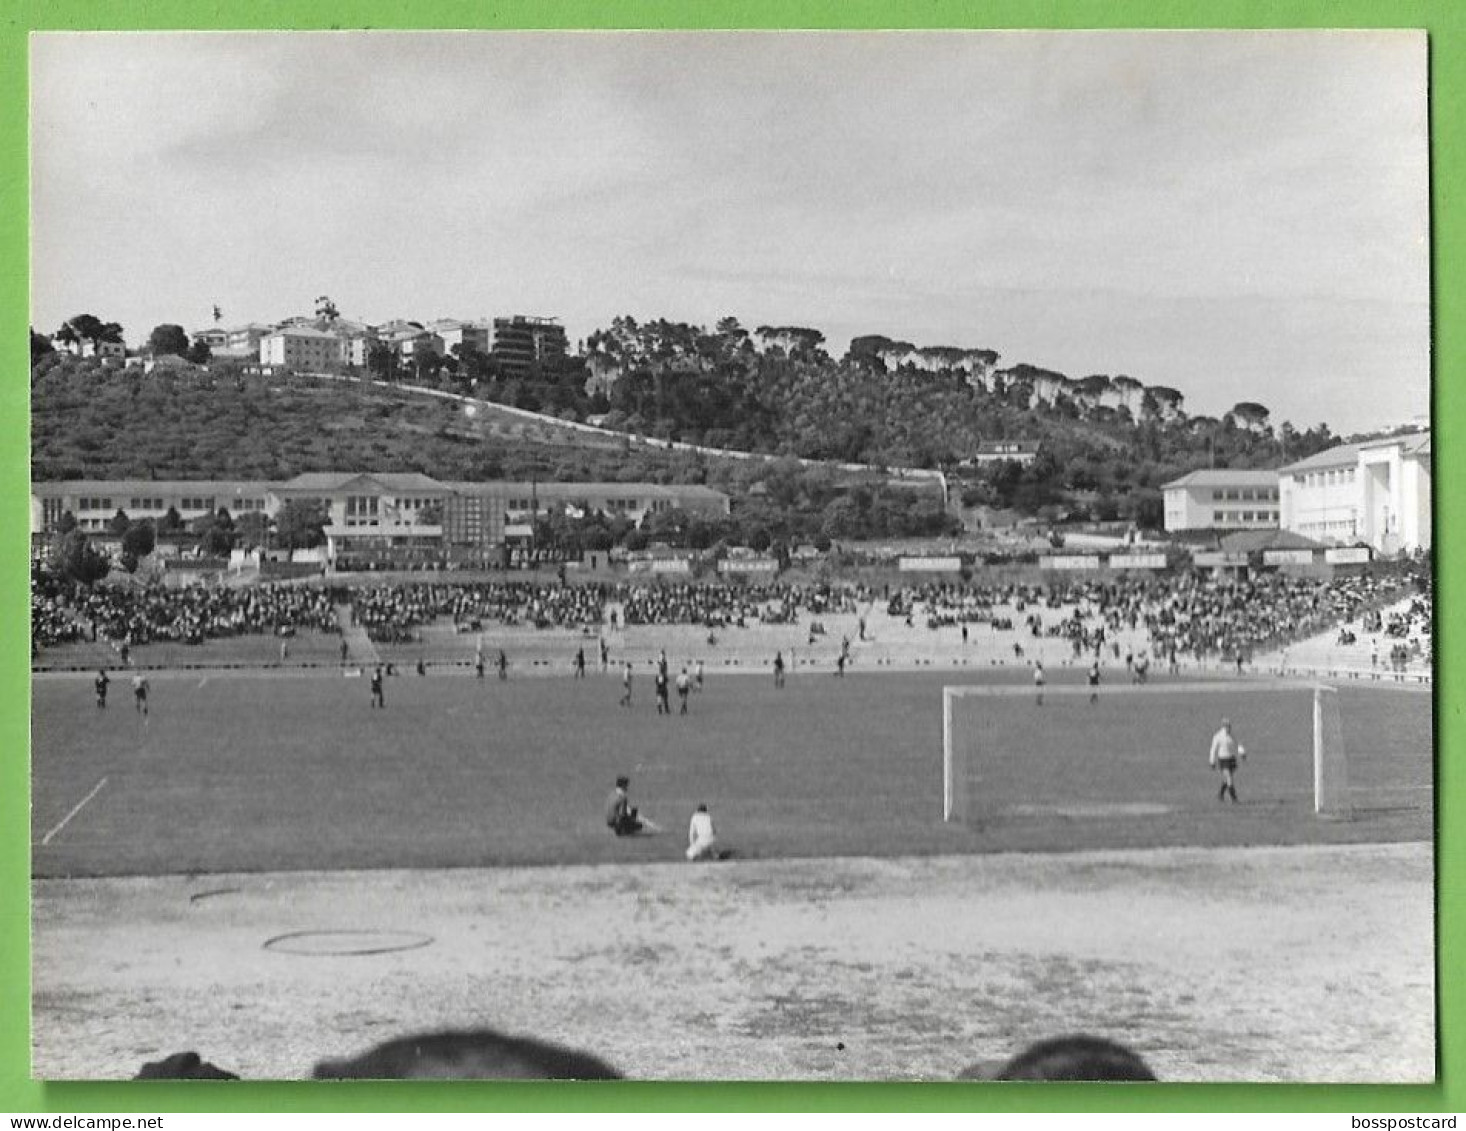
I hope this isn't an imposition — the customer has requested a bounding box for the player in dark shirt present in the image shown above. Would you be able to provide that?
[605,776,654,836]
[370,666,385,709]
[95,669,109,709]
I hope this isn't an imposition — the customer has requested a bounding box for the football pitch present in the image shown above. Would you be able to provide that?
[31,669,1433,879]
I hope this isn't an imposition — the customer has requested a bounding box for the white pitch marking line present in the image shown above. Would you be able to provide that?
[41,776,109,846]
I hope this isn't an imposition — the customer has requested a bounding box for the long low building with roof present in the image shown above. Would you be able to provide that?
[32,474,730,564]
[31,480,275,536]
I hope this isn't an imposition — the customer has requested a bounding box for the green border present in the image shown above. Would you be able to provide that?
[3,1,1456,1113]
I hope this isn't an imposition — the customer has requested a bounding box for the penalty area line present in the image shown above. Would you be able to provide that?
[40,776,109,846]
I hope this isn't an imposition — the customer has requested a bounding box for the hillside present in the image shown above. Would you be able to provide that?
[577,316,1339,519]
[30,354,711,485]
[29,355,956,547]
[31,311,1343,533]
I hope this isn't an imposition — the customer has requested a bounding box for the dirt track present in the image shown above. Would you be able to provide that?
[32,841,1433,1082]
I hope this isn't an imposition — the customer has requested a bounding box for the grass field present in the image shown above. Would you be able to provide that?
[31,669,1432,879]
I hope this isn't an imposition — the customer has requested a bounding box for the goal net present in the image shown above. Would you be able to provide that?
[942,681,1348,822]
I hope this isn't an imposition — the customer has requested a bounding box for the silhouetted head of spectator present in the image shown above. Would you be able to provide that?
[961,1035,1156,1082]
[134,1051,239,1080]
[311,1029,623,1080]
[615,775,630,789]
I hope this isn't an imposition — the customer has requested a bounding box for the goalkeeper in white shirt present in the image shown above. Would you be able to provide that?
[1208,717,1247,803]
[686,803,719,861]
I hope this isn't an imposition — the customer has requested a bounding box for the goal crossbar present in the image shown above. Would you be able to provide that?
[942,680,1348,821]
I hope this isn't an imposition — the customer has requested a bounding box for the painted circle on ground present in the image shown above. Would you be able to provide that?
[263,929,435,956]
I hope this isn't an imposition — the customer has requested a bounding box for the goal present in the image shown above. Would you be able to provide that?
[941,680,1349,822]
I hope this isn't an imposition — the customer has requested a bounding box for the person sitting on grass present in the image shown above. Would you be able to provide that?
[312,1028,622,1079]
[606,775,659,836]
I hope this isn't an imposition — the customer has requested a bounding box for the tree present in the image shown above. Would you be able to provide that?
[456,344,496,385]
[108,508,131,535]
[275,500,328,549]
[412,350,441,384]
[119,520,157,572]
[190,507,236,556]
[54,314,124,354]
[186,338,213,365]
[234,510,269,548]
[1228,402,1271,432]
[120,520,156,561]
[367,342,395,381]
[745,525,773,552]
[50,529,110,585]
[148,324,191,358]
[30,328,54,365]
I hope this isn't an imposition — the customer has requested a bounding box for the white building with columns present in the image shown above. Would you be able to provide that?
[1278,431,1430,554]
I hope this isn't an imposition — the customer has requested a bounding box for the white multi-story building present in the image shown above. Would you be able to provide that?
[430,320,491,357]
[1278,431,1430,554]
[259,326,341,371]
[1161,469,1281,533]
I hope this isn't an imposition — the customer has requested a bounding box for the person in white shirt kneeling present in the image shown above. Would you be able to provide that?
[686,803,720,862]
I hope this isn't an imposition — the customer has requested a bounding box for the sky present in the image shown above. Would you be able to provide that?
[30,31,1429,435]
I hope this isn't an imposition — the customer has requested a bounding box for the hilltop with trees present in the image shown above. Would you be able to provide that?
[30,310,1345,540]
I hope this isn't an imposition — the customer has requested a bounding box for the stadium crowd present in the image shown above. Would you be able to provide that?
[341,580,864,641]
[32,561,1430,668]
[619,581,860,627]
[30,571,344,650]
[884,567,1428,667]
[348,581,609,643]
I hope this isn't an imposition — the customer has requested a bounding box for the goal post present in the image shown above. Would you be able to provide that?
[942,680,1350,822]
[1314,684,1349,816]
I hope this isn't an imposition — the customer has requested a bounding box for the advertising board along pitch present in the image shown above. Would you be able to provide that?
[717,557,779,574]
[898,556,963,572]
[1109,553,1168,570]
[1039,555,1101,571]
[1263,549,1317,566]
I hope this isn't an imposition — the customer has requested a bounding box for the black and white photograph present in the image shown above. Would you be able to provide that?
[29,31,1432,1082]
